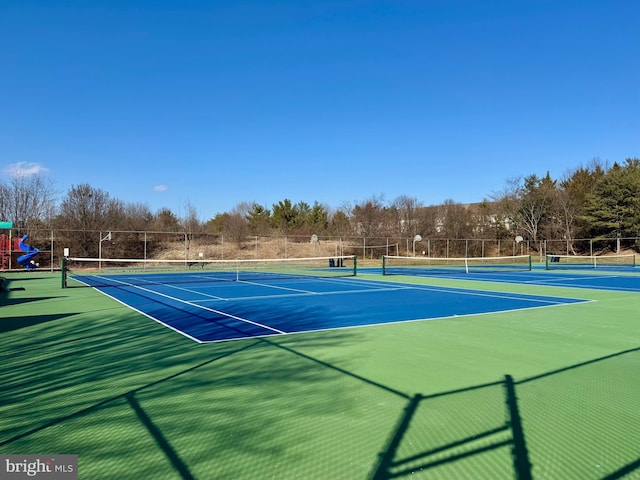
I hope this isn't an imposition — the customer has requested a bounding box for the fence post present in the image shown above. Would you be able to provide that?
[61,256,66,289]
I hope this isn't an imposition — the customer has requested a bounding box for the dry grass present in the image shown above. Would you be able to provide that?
[157,238,352,260]
[148,237,639,270]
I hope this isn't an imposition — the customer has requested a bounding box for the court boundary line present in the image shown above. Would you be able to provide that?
[76,274,593,344]
[88,287,204,343]
[196,298,595,344]
[191,285,414,303]
[370,270,640,292]
[80,274,287,339]
[189,284,581,306]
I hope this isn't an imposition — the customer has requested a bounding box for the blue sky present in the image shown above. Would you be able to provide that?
[1,0,639,221]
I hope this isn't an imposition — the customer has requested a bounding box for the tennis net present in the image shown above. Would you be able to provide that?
[545,254,636,270]
[382,255,532,276]
[62,255,357,288]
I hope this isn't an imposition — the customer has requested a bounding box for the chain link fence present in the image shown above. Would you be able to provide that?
[1,228,638,271]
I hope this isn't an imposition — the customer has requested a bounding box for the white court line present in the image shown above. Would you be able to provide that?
[77,273,591,344]
[127,272,387,301]
[342,278,586,305]
[188,281,580,306]
[191,285,414,303]
[236,280,320,294]
[112,274,318,300]
[233,274,396,293]
[140,280,229,300]
[176,275,411,302]
[86,275,287,335]
[526,274,624,283]
[198,300,595,344]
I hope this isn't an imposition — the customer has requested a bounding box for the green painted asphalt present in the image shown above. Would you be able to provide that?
[1,272,638,479]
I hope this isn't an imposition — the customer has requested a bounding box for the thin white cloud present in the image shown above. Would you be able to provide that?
[4,162,49,178]
[153,185,169,192]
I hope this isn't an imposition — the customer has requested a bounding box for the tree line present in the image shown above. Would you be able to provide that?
[1,158,639,258]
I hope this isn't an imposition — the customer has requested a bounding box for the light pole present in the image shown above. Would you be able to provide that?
[413,234,422,257]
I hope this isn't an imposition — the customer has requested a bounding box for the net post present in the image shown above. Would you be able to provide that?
[353,255,357,276]
[528,255,532,271]
[381,255,386,275]
[545,255,550,270]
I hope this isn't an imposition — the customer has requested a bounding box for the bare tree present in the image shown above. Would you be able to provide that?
[351,195,386,237]
[205,203,250,246]
[416,205,440,239]
[122,203,154,231]
[475,199,510,240]
[180,201,202,236]
[0,172,57,231]
[227,203,250,244]
[391,195,423,236]
[440,199,472,239]
[54,184,119,257]
[328,209,352,238]
[493,174,557,253]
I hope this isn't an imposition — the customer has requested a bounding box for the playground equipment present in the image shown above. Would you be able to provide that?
[18,235,40,270]
[0,222,44,271]
[0,234,9,270]
[0,221,12,270]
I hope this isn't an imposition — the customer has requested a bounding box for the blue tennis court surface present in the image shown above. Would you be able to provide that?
[72,274,589,343]
[367,266,640,293]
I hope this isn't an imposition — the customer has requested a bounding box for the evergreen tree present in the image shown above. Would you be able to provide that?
[307,202,329,234]
[583,159,640,249]
[246,203,271,235]
[271,199,298,232]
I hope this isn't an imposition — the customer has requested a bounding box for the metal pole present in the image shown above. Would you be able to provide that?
[50,229,54,273]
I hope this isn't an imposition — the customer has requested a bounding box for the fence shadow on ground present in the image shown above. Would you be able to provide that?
[1,314,637,480]
[369,378,530,480]
[126,392,197,480]
[369,347,640,480]
[0,312,82,333]
[0,340,262,450]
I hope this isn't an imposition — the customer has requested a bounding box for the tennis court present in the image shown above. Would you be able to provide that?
[67,269,589,343]
[1,255,639,479]
[380,253,640,292]
[379,267,640,293]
